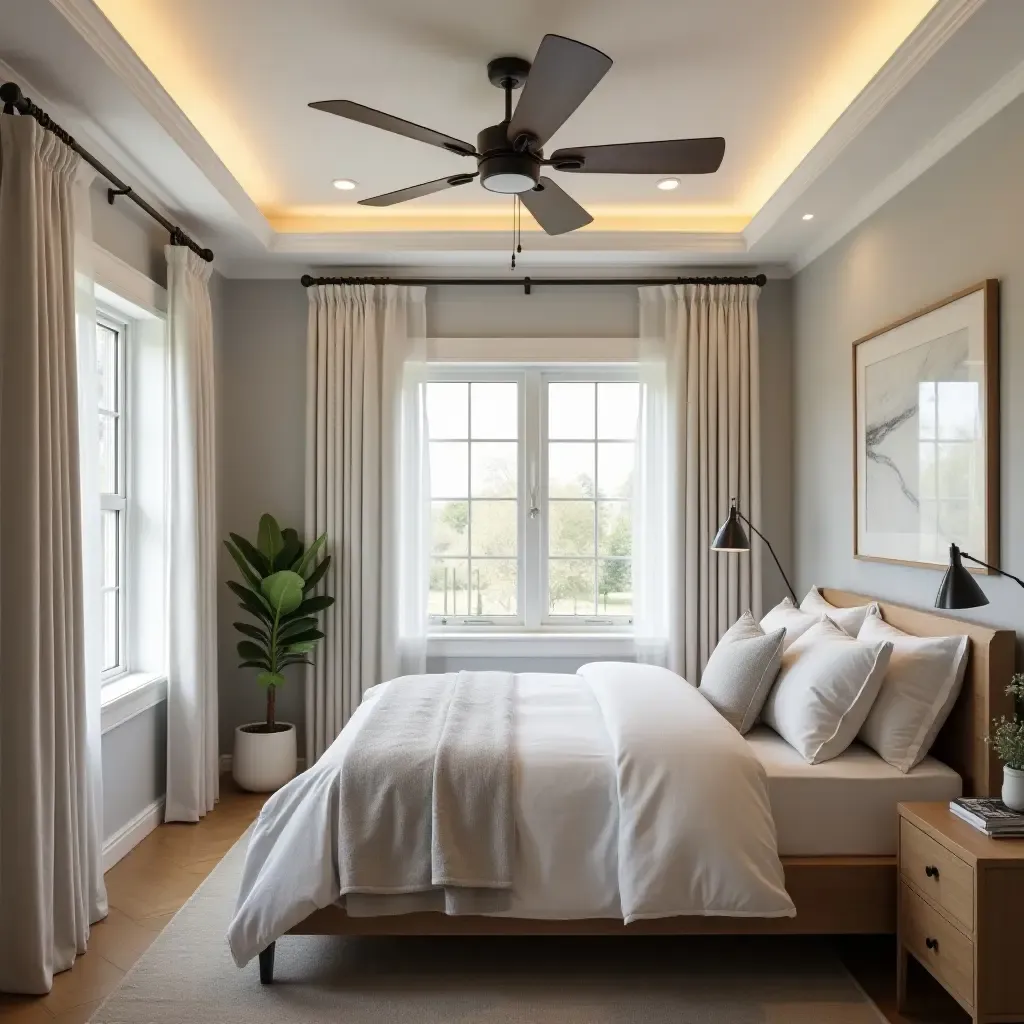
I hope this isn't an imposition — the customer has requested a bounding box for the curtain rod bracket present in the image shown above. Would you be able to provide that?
[107,186,132,205]
[524,276,531,296]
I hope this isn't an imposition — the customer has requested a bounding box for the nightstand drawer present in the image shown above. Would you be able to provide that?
[900,818,974,932]
[900,881,974,1010]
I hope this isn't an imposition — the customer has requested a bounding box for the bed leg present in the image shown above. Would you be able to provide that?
[258,942,276,984]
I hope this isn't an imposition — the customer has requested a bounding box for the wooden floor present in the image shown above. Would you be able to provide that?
[0,778,968,1024]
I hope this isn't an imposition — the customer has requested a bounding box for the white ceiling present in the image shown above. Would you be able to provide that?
[2,0,1023,274]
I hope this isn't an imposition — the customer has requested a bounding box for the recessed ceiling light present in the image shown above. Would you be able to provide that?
[657,178,680,191]
[332,178,357,191]
[802,212,814,221]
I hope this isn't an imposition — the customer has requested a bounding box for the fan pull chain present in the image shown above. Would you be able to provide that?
[517,196,522,256]
[510,196,516,271]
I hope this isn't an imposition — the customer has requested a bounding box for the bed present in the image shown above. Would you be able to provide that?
[231,590,1014,982]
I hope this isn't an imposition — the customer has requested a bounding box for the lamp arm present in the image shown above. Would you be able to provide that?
[960,552,1024,591]
[735,510,798,604]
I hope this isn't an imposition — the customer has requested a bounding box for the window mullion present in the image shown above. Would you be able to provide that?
[522,370,542,630]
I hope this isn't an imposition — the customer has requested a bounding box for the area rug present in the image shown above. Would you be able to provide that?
[92,833,886,1023]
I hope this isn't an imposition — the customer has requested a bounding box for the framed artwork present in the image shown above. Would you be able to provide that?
[853,280,999,571]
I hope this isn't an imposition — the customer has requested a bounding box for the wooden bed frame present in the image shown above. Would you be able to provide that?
[257,591,1015,983]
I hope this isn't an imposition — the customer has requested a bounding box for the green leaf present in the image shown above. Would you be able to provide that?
[257,514,284,562]
[281,629,324,647]
[279,655,313,668]
[281,594,335,623]
[228,581,273,624]
[225,540,264,592]
[233,621,269,643]
[279,616,317,639]
[239,658,271,670]
[295,532,327,579]
[275,529,303,571]
[261,570,305,616]
[237,640,266,661]
[229,533,270,576]
[256,671,286,689]
[302,554,331,593]
[283,640,317,655]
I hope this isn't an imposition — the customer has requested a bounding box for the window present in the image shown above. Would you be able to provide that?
[98,314,128,677]
[427,369,639,631]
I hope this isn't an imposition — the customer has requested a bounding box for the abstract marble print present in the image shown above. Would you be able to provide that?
[855,283,994,568]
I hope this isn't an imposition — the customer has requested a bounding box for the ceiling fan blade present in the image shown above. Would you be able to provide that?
[359,173,477,207]
[508,35,612,149]
[519,177,593,235]
[309,99,476,157]
[550,138,726,174]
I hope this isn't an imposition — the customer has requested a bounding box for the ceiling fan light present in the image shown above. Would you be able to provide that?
[332,178,357,190]
[482,171,537,194]
[657,178,680,191]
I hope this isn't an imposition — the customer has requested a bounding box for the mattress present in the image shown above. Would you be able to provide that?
[746,726,962,857]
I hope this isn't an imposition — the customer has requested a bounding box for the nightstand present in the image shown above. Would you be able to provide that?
[898,801,1024,1023]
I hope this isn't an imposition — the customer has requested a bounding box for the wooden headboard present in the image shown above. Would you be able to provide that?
[822,590,1016,797]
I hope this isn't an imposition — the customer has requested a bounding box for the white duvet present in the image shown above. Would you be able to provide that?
[227,662,794,967]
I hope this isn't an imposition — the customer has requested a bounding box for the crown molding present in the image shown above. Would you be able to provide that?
[792,52,1024,273]
[744,0,984,250]
[48,0,273,248]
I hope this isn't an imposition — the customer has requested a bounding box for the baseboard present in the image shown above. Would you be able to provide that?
[219,754,307,774]
[103,797,165,872]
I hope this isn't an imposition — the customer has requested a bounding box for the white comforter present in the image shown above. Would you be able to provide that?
[227,663,793,967]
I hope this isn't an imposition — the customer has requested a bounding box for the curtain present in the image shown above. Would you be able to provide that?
[164,246,219,822]
[305,284,429,762]
[0,115,107,994]
[635,283,763,684]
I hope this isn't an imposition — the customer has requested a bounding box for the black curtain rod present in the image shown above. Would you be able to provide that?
[301,273,767,295]
[0,82,214,263]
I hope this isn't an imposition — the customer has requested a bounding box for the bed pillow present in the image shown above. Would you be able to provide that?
[800,587,879,639]
[761,615,893,764]
[759,597,817,650]
[857,609,970,773]
[699,612,786,734]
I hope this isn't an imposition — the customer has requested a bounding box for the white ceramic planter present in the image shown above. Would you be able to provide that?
[1002,766,1024,812]
[233,722,297,793]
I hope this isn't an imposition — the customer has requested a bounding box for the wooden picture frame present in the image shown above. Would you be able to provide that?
[852,280,999,571]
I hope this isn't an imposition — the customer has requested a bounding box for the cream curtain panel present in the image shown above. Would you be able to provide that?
[635,283,763,684]
[0,116,107,994]
[164,246,219,822]
[305,284,429,761]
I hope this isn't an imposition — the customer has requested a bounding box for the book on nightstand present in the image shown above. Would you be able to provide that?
[950,797,1024,837]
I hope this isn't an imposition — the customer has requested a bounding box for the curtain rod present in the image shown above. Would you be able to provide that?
[301,273,767,295]
[0,82,214,263]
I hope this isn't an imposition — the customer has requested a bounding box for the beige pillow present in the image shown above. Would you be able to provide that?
[699,612,786,734]
[760,597,817,650]
[761,615,893,764]
[800,587,879,639]
[857,609,970,772]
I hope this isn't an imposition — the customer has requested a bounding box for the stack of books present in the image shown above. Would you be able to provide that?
[950,797,1024,838]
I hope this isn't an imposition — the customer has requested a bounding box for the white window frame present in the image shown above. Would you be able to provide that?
[98,310,130,682]
[427,364,637,637]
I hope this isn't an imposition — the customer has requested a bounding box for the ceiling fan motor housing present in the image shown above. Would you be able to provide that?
[476,122,541,194]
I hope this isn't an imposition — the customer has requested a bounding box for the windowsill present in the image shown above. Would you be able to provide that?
[427,632,636,658]
[101,671,167,735]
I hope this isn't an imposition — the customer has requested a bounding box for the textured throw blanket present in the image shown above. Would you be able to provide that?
[337,671,516,912]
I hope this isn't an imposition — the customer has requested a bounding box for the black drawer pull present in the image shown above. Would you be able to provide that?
[925,937,939,952]
[924,864,939,879]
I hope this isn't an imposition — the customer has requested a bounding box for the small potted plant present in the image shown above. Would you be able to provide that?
[224,514,334,792]
[990,673,1024,811]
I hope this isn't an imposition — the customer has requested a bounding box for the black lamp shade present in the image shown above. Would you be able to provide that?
[712,504,750,552]
[935,543,989,610]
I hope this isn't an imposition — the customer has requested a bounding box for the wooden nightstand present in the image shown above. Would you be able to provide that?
[898,802,1024,1023]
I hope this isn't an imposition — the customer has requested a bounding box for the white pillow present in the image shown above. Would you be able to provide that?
[857,609,970,773]
[800,587,879,639]
[760,597,817,650]
[699,612,786,734]
[762,615,893,764]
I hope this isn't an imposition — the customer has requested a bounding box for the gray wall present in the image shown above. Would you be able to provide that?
[793,92,1024,654]
[217,274,795,750]
[89,181,167,289]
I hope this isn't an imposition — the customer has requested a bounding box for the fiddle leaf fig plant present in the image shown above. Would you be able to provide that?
[226,514,334,730]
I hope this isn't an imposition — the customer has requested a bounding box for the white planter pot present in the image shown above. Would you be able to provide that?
[233,722,297,793]
[1002,766,1024,812]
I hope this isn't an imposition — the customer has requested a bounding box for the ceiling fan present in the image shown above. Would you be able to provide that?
[309,34,725,235]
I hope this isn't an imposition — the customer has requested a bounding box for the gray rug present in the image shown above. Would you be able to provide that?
[93,834,886,1023]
